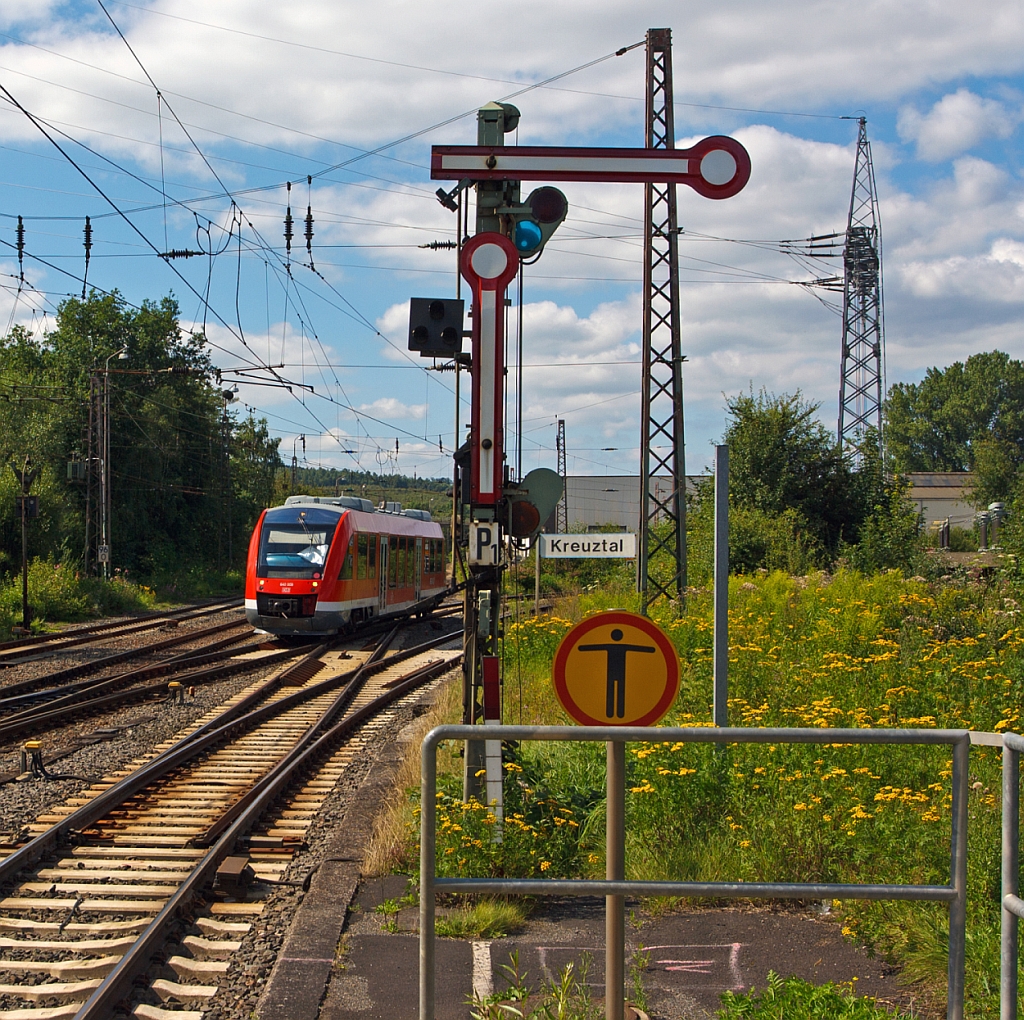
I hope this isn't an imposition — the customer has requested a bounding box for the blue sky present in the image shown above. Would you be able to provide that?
[0,0,1022,480]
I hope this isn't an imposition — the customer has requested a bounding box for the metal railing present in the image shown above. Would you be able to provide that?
[420,724,970,1020]
[1001,731,1024,1018]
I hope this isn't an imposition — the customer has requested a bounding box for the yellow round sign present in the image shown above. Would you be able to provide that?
[553,611,680,726]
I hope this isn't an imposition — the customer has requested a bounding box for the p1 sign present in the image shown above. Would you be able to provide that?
[469,522,499,566]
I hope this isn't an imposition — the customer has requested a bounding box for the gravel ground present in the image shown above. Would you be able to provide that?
[0,660,283,837]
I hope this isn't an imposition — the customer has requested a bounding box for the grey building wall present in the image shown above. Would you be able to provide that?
[906,472,976,530]
[547,475,705,532]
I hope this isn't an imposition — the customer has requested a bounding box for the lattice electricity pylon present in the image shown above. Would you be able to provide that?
[838,117,885,457]
[554,419,568,533]
[638,26,686,611]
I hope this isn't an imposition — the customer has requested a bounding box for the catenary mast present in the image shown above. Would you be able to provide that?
[838,117,885,455]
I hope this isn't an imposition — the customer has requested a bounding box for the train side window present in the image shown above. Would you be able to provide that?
[339,536,354,580]
[399,536,408,585]
[429,539,436,574]
[427,539,434,574]
[357,533,368,580]
[368,535,377,579]
[389,536,398,587]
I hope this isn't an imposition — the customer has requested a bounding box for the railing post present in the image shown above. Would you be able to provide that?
[606,739,625,1020]
[420,732,438,1020]
[1004,739,1020,1020]
[949,735,969,1020]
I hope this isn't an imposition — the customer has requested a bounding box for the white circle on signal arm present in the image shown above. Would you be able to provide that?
[700,149,737,186]
[471,243,509,279]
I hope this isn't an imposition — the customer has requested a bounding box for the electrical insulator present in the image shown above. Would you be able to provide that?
[305,207,314,265]
[82,216,92,299]
[15,216,24,282]
[284,182,293,267]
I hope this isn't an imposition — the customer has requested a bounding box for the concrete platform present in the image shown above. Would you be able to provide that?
[319,877,921,1019]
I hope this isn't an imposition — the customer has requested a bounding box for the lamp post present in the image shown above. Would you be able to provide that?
[99,346,128,580]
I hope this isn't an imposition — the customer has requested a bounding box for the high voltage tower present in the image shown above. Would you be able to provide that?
[555,419,568,534]
[638,27,687,612]
[838,117,885,454]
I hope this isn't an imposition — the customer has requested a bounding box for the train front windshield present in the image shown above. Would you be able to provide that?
[258,508,340,579]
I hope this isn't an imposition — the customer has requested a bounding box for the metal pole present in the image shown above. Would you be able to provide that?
[949,734,969,1020]
[1003,741,1019,1020]
[84,376,94,574]
[452,192,462,587]
[104,366,112,580]
[419,732,437,1020]
[606,740,625,1020]
[713,445,728,727]
[20,460,28,631]
[99,370,107,581]
[534,535,541,616]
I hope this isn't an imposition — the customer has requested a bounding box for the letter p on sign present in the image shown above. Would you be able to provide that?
[469,522,498,566]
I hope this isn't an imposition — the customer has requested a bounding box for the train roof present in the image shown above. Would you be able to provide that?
[268,496,439,531]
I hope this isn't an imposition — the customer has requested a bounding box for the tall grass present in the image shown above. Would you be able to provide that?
[494,567,1023,1018]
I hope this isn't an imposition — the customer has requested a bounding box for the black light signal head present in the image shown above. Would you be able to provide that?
[408,297,466,357]
[513,186,568,259]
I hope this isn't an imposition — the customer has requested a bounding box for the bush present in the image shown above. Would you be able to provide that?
[717,972,896,1019]
[0,559,157,624]
[0,559,91,620]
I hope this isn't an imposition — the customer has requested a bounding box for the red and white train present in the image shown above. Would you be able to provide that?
[244,495,447,637]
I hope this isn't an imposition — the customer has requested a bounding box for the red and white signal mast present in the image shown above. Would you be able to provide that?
[407,50,751,802]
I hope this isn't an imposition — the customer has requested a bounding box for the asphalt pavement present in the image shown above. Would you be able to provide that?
[318,876,924,1019]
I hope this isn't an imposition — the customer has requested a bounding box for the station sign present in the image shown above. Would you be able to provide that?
[553,610,680,726]
[541,533,636,559]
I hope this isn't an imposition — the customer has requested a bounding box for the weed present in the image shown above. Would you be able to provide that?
[435,898,528,939]
[628,947,650,1012]
[716,970,896,1018]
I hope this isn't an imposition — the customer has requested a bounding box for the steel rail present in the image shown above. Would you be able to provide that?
[74,647,462,1018]
[0,625,455,881]
[0,628,259,712]
[0,597,242,662]
[0,641,313,747]
[0,616,251,701]
[0,638,342,884]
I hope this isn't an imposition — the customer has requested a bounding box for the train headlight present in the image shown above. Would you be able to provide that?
[312,581,319,589]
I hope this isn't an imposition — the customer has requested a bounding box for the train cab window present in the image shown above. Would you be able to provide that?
[257,507,338,580]
[339,536,354,580]
[389,536,398,588]
[368,535,377,579]
[357,533,368,580]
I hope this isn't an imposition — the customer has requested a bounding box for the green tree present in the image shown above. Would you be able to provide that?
[722,389,866,556]
[884,351,1024,492]
[0,292,283,578]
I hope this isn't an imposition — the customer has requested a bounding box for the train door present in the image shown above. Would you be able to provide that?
[377,536,388,614]
[415,538,422,601]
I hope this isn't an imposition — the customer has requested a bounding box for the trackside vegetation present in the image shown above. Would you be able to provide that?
[397,566,1024,1018]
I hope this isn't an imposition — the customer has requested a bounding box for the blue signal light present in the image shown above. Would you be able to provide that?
[514,219,543,253]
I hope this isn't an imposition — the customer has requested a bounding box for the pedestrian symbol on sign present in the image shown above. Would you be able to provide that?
[577,629,656,718]
[553,611,680,726]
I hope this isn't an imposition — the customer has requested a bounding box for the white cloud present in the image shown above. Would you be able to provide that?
[359,396,427,420]
[898,89,1018,161]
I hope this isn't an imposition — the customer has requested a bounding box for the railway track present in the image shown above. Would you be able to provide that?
[0,595,464,754]
[0,619,462,1018]
[0,600,242,668]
